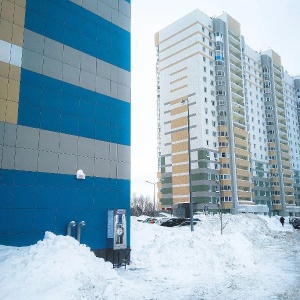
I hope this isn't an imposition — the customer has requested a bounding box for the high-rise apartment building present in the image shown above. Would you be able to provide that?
[0,0,131,258]
[155,10,300,216]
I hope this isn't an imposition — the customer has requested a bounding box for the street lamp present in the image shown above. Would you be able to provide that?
[146,181,156,217]
[181,98,194,232]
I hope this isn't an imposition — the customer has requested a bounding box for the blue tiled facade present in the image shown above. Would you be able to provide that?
[0,0,131,251]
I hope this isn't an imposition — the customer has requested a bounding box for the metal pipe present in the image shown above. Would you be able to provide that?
[67,221,76,236]
[76,221,86,242]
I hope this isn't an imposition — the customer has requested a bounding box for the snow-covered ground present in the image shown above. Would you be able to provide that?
[1,214,300,300]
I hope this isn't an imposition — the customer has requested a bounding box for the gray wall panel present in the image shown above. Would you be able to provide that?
[94,158,110,177]
[38,150,59,173]
[23,30,44,54]
[63,46,81,68]
[58,153,77,174]
[117,161,130,180]
[44,38,63,61]
[110,161,117,178]
[15,148,38,171]
[2,146,15,169]
[78,137,94,157]
[94,140,110,159]
[0,122,4,145]
[43,56,63,81]
[0,145,2,168]
[117,144,130,163]
[3,123,17,147]
[39,130,60,153]
[78,156,94,176]
[80,70,96,91]
[21,48,43,73]
[16,126,39,150]
[59,134,78,155]
[62,63,80,86]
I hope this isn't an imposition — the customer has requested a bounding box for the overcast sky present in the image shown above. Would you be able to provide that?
[130,0,300,198]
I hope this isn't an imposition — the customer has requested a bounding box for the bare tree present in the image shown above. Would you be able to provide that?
[131,193,154,216]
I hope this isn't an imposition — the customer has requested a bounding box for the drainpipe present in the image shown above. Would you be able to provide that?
[76,221,86,242]
[67,221,76,236]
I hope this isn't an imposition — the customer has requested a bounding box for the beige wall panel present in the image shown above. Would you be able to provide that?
[154,32,159,46]
[234,137,248,147]
[172,153,188,164]
[5,99,18,124]
[219,157,230,164]
[7,79,20,102]
[170,76,187,85]
[170,84,188,93]
[219,147,230,153]
[238,191,252,198]
[171,116,187,129]
[221,191,232,197]
[15,0,26,8]
[173,163,189,174]
[222,202,233,209]
[237,180,252,188]
[1,0,14,23]
[220,179,231,185]
[217,125,228,132]
[283,169,293,176]
[170,95,188,106]
[272,50,281,66]
[272,195,281,201]
[0,19,13,42]
[285,195,295,202]
[9,65,21,81]
[280,143,289,151]
[235,158,250,167]
[235,148,249,157]
[283,178,293,185]
[236,169,251,177]
[233,127,247,137]
[284,187,295,193]
[220,168,231,175]
[227,14,241,35]
[172,175,189,185]
[170,105,187,116]
[0,62,9,77]
[13,4,25,27]
[270,177,280,183]
[272,204,281,210]
[160,52,200,71]
[172,141,188,153]
[0,98,7,121]
[12,24,24,46]
[170,67,187,77]
[0,76,8,99]
[171,129,188,142]
[218,136,229,143]
[271,186,280,191]
[173,186,190,196]
[173,197,189,204]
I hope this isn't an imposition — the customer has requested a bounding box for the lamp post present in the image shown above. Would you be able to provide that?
[181,99,194,232]
[146,181,156,217]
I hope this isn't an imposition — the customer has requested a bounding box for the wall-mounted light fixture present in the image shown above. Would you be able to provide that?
[76,169,85,180]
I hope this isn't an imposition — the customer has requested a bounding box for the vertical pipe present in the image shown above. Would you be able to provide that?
[76,221,86,242]
[67,221,76,236]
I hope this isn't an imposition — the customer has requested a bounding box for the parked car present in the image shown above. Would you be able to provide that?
[142,217,157,224]
[160,217,199,227]
[291,218,300,229]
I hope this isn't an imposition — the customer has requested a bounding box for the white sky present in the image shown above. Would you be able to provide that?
[131,0,300,197]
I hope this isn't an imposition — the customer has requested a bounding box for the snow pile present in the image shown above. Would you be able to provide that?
[128,214,300,299]
[0,214,300,300]
[0,232,139,300]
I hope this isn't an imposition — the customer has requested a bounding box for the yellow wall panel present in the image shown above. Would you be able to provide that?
[0,18,13,42]
[0,98,7,121]
[173,197,189,204]
[170,95,188,106]
[5,99,18,124]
